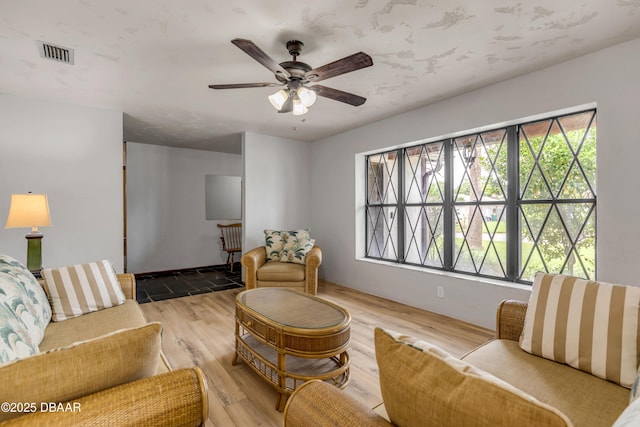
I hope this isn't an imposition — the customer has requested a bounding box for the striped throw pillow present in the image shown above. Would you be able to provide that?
[520,272,640,388]
[41,260,125,322]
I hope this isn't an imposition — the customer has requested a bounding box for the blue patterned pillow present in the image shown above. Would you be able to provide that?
[0,301,38,365]
[264,229,312,263]
[0,255,52,345]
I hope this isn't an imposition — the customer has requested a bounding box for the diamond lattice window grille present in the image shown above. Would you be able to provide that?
[364,109,596,283]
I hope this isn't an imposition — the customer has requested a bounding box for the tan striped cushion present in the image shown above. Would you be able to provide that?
[41,260,125,322]
[520,272,640,388]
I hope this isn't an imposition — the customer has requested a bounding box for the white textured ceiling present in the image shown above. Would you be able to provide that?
[1,1,639,153]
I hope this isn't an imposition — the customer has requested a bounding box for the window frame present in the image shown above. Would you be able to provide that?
[364,109,597,284]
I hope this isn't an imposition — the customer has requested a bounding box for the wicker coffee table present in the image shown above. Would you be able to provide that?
[233,287,351,411]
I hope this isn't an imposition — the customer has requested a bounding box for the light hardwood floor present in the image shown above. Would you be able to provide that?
[140,281,494,427]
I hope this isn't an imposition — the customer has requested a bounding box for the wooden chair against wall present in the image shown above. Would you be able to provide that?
[217,223,242,273]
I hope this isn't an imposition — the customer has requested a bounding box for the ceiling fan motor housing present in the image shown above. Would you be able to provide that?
[276,60,312,82]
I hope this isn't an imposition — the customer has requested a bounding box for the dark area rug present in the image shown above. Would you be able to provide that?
[135,263,243,303]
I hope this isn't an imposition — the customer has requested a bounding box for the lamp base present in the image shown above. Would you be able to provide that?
[25,233,43,274]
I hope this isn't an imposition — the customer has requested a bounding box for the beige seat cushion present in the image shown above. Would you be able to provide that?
[463,339,629,427]
[39,299,147,351]
[375,328,571,427]
[257,261,305,282]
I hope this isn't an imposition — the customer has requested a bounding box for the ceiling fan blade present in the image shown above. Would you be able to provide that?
[278,93,293,113]
[231,38,291,79]
[208,82,282,89]
[305,52,373,82]
[310,85,366,106]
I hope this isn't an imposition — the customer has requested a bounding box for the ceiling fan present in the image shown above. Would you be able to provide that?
[208,38,373,115]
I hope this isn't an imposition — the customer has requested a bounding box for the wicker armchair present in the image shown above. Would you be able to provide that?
[241,245,322,295]
[285,299,632,427]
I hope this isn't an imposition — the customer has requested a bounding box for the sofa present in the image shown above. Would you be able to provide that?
[283,273,640,427]
[0,255,207,426]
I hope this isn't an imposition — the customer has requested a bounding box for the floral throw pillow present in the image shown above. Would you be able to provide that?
[0,255,52,345]
[0,301,38,365]
[264,229,314,264]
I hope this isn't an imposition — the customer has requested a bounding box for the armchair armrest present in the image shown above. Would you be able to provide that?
[0,368,208,427]
[283,380,391,427]
[304,246,322,295]
[241,246,267,290]
[306,246,322,269]
[496,299,528,341]
[116,273,136,300]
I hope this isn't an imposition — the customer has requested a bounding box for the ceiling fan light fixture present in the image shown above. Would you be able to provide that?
[292,98,308,116]
[297,86,317,107]
[268,89,288,110]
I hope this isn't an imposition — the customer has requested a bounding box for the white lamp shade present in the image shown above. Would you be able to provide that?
[297,87,317,107]
[5,194,52,229]
[292,99,308,116]
[268,89,289,110]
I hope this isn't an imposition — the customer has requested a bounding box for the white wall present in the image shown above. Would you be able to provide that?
[126,143,242,273]
[0,95,124,271]
[243,132,312,251]
[311,37,640,329]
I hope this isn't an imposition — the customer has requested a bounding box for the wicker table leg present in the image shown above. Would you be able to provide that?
[276,346,287,411]
[276,392,287,411]
[232,320,240,365]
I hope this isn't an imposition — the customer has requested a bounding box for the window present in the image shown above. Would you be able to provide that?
[365,109,596,283]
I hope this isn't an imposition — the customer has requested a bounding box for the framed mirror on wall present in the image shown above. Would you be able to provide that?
[205,175,241,220]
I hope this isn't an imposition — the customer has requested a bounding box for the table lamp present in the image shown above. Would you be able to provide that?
[5,193,52,273]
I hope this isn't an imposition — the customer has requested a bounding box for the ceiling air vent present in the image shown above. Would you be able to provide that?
[37,41,74,65]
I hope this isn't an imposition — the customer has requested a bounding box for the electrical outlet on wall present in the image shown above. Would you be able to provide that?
[437,286,444,298]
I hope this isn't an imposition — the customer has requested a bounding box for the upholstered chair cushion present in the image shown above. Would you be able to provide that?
[375,327,571,427]
[256,262,305,282]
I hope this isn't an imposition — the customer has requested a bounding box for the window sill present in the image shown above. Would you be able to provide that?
[355,256,532,292]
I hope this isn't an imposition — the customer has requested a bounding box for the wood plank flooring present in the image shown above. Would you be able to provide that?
[140,281,494,427]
